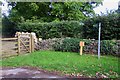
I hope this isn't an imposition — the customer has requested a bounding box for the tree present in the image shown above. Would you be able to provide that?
[2,15,16,37]
[3,1,102,37]
[8,2,102,23]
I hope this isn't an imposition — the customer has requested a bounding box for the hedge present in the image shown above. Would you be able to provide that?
[53,38,118,56]
[17,21,83,39]
[2,12,119,40]
[83,13,119,40]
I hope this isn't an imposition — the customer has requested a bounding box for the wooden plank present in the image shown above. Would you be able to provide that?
[1,38,17,41]
[21,41,30,43]
[18,33,20,55]
[15,32,36,54]
[2,54,18,59]
[31,34,34,52]
[29,34,32,53]
[13,47,18,50]
[20,39,30,52]
[20,45,29,47]
[20,48,29,51]
[20,36,30,38]
[16,43,29,47]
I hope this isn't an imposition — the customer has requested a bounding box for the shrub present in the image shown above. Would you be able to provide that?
[53,38,118,56]
[53,38,91,53]
[58,38,80,52]
[17,21,83,39]
[100,40,118,55]
[83,12,119,40]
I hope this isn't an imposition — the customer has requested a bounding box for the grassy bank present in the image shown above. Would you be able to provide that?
[1,50,119,78]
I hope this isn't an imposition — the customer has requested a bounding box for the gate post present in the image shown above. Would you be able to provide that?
[29,34,32,53]
[18,33,20,55]
[31,34,34,52]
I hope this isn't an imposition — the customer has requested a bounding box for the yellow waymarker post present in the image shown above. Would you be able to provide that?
[79,41,85,55]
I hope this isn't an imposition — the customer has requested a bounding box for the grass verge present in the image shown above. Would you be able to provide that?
[1,50,119,78]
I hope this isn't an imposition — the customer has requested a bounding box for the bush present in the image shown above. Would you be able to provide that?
[53,38,118,56]
[54,38,80,52]
[53,38,91,53]
[101,40,118,55]
[17,21,83,39]
[83,12,119,40]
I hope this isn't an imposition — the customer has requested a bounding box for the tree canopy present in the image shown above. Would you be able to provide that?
[8,2,102,23]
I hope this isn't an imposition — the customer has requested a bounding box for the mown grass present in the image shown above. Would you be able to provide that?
[1,50,119,78]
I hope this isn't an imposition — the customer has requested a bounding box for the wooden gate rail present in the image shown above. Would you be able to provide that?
[17,32,35,55]
[1,32,35,56]
[1,38,17,41]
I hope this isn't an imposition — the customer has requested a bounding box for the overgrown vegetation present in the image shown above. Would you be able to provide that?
[1,51,119,78]
[14,12,120,40]
[8,2,101,22]
[2,16,16,37]
[53,38,118,56]
[3,12,119,40]
[17,21,83,39]
[83,12,120,40]
[2,2,119,40]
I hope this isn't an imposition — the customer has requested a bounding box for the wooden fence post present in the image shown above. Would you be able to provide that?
[31,34,34,52]
[17,32,35,54]
[29,34,32,53]
[18,33,20,55]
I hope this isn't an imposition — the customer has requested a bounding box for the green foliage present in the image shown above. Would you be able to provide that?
[53,38,91,53]
[83,12,120,40]
[8,2,102,22]
[101,40,118,55]
[53,38,118,56]
[4,2,103,37]
[2,16,16,37]
[1,50,119,78]
[53,38,80,52]
[17,21,83,39]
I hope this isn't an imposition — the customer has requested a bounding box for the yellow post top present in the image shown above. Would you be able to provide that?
[80,41,85,46]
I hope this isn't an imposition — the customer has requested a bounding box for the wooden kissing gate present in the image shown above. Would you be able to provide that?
[16,32,35,55]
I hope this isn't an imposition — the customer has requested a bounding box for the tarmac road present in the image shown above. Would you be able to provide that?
[0,67,65,78]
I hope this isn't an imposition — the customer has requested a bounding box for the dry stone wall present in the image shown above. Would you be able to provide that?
[35,38,119,56]
[35,38,64,50]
